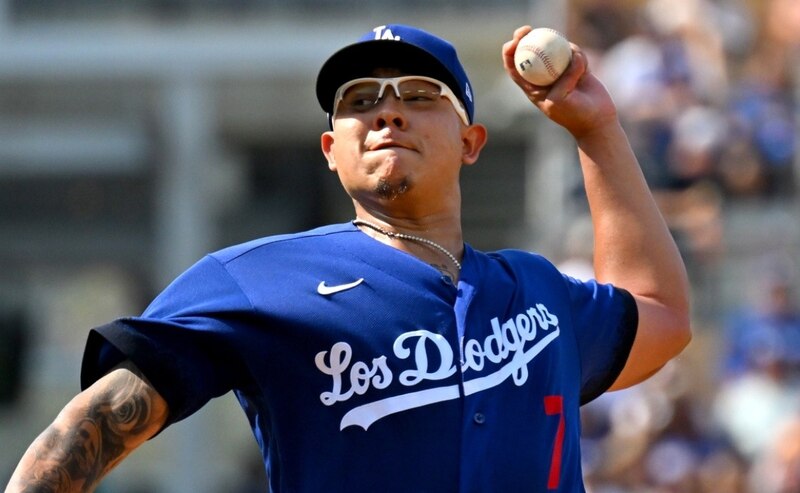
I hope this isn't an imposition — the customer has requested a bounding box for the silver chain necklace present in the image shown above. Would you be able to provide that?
[353,219,462,271]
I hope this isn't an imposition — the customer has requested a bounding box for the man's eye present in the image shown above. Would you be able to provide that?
[350,98,376,109]
[343,94,378,111]
[401,90,439,102]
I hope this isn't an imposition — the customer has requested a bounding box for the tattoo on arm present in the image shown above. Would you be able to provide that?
[10,363,167,493]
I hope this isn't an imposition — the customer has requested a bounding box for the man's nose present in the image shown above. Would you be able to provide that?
[373,92,407,129]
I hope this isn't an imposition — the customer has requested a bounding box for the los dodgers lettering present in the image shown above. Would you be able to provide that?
[315,343,392,405]
[315,304,560,430]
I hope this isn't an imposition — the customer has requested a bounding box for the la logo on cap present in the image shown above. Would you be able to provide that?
[372,25,401,41]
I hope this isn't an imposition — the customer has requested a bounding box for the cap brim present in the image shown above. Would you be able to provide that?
[316,40,461,116]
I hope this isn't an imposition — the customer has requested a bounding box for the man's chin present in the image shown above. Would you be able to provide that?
[375,178,411,200]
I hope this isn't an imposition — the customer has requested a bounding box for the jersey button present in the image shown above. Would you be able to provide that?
[473,412,486,425]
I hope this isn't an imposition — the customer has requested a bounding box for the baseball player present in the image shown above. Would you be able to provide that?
[6,24,691,492]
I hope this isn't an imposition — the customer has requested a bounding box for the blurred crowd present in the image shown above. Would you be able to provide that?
[561,0,800,491]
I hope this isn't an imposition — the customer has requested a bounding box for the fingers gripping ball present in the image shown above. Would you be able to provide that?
[514,28,573,86]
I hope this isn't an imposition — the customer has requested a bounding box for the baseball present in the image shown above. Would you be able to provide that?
[514,28,573,86]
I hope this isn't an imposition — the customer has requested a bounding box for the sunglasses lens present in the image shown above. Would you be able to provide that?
[339,81,383,112]
[397,79,442,103]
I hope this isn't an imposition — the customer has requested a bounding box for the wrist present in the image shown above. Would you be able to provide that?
[573,116,624,146]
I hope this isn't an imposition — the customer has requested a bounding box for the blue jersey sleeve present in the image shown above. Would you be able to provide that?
[80,254,254,427]
[562,275,638,404]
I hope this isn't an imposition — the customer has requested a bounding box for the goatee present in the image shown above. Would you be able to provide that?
[376,178,411,200]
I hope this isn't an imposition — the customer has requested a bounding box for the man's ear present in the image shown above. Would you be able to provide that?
[462,123,488,166]
[321,131,337,171]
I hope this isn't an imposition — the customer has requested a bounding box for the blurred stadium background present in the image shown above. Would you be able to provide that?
[1,0,799,491]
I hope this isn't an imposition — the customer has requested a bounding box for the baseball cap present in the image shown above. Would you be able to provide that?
[316,24,475,125]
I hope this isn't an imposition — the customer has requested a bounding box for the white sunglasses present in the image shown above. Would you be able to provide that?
[332,75,469,126]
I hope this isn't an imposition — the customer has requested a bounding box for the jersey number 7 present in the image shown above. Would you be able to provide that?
[544,395,564,489]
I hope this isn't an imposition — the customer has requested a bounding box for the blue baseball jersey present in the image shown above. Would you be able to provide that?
[81,222,637,492]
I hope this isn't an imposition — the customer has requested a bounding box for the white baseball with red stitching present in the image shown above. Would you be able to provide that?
[514,28,572,86]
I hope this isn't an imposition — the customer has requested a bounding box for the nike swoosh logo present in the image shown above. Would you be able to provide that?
[317,278,365,295]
